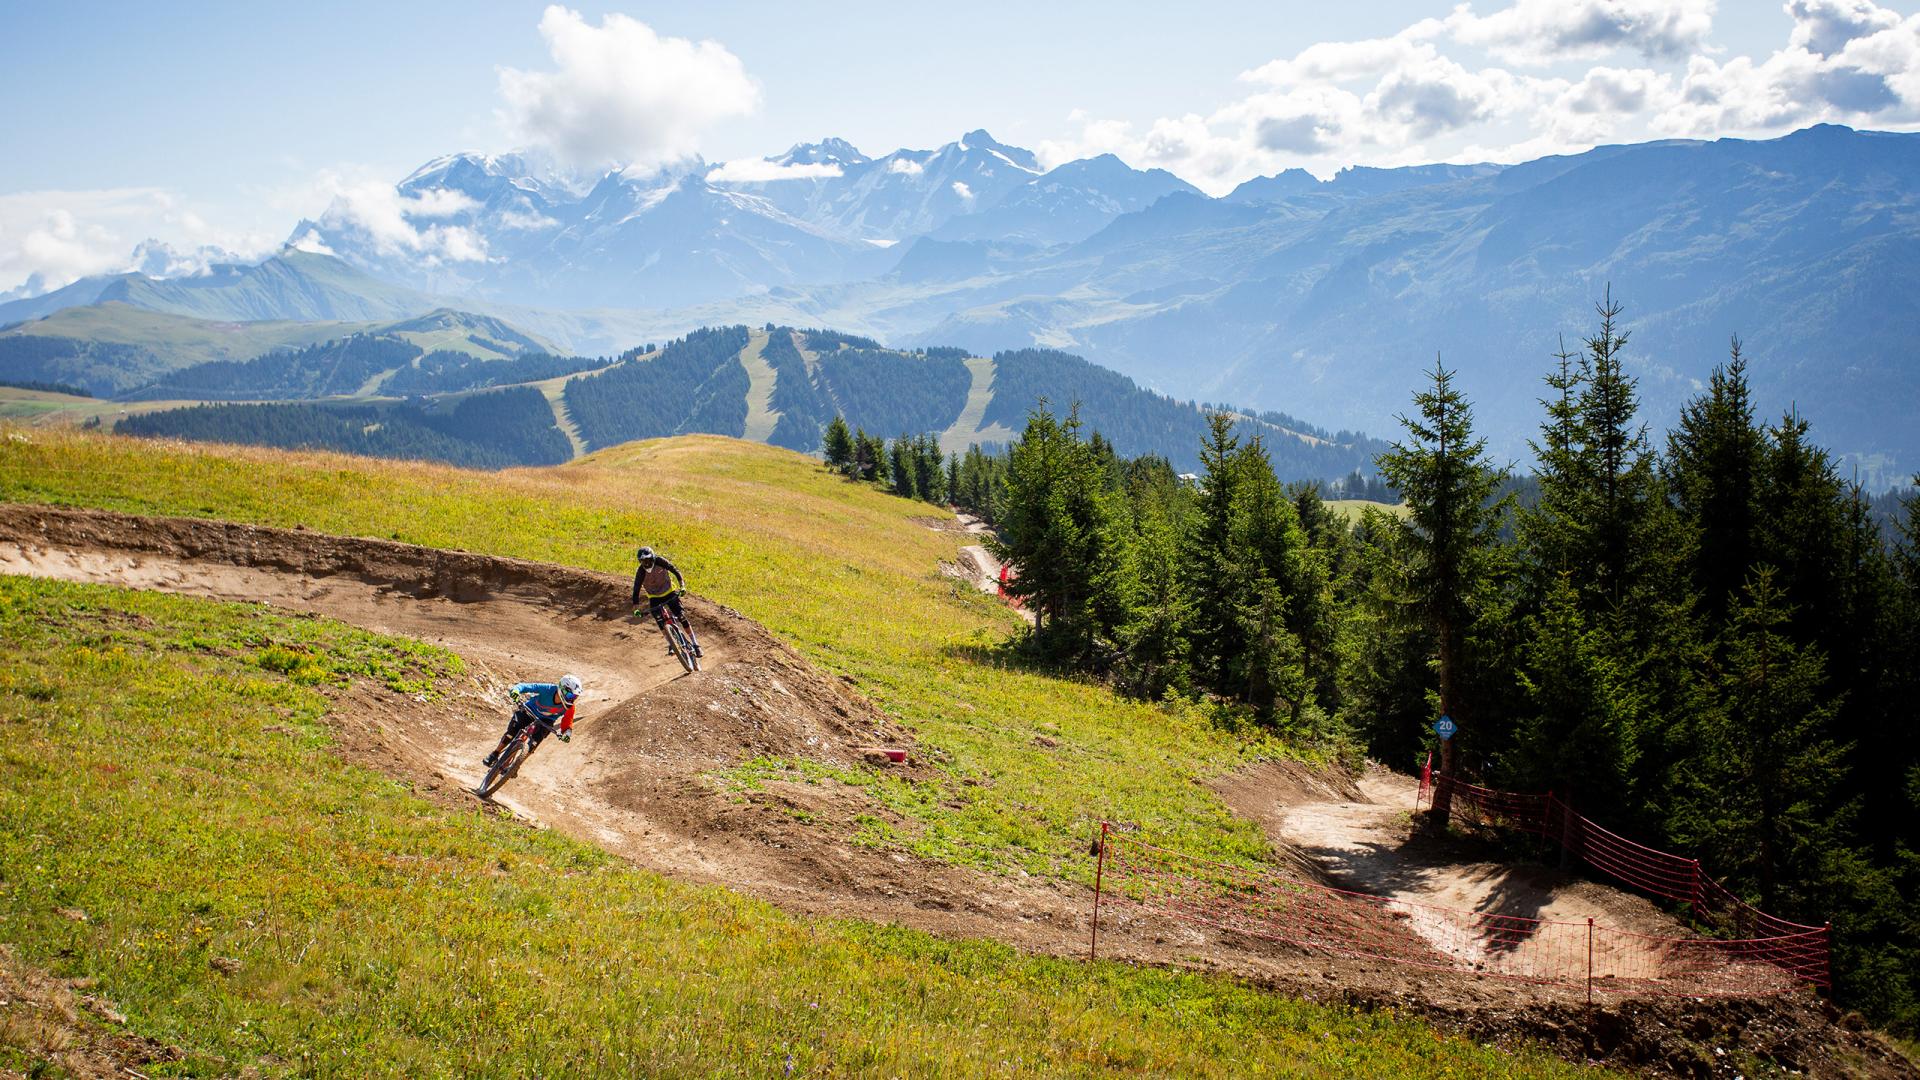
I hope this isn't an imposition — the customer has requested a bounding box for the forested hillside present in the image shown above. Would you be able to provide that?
[115,386,571,468]
[127,336,425,400]
[980,298,1920,1032]
[559,325,1384,476]
[562,326,753,451]
[0,303,553,398]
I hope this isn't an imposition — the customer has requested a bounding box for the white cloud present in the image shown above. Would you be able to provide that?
[1042,0,1920,194]
[309,172,491,264]
[0,188,275,295]
[1788,0,1904,56]
[951,180,974,200]
[401,188,481,218]
[1447,0,1718,64]
[496,6,759,172]
[707,159,844,183]
[495,206,560,231]
[1244,35,1438,86]
[887,157,926,176]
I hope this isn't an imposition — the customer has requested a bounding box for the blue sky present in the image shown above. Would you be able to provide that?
[3,0,1917,291]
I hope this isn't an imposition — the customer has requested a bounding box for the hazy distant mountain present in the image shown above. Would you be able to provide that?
[11,124,1920,481]
[931,155,1202,246]
[0,301,549,397]
[880,126,1920,486]
[719,130,1046,241]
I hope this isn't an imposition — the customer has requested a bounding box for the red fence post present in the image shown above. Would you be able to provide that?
[1690,858,1703,916]
[1089,822,1109,961]
[1587,917,1595,1008]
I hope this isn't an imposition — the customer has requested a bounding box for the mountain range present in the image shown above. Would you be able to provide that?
[5,124,1918,484]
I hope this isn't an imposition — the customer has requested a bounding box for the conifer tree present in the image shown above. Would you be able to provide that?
[889,435,917,498]
[1184,412,1247,690]
[1670,569,1850,912]
[1376,360,1507,827]
[1665,345,1763,630]
[993,407,1134,661]
[823,414,854,472]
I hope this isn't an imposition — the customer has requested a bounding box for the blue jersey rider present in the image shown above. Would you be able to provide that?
[631,546,703,658]
[484,674,580,767]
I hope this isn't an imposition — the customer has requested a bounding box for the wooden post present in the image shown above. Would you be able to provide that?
[1089,822,1109,961]
[1586,917,1595,1009]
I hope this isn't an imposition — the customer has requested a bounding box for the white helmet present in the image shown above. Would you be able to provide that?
[559,673,583,702]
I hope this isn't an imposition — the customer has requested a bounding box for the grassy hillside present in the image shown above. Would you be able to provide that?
[0,431,1612,1075]
[0,429,1289,873]
[0,575,1596,1077]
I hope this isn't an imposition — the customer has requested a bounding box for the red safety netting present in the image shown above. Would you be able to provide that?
[1410,774,1830,987]
[1089,825,1826,997]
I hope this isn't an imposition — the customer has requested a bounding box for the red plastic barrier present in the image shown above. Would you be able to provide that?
[1087,825,1825,996]
[1425,776,1830,987]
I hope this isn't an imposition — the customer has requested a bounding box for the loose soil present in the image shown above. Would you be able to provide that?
[0,504,1910,1079]
[0,944,185,1079]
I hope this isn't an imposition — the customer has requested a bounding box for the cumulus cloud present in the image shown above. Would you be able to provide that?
[0,188,275,295]
[951,180,973,200]
[707,159,844,183]
[887,157,926,176]
[497,6,759,171]
[1447,0,1718,63]
[1788,0,1904,56]
[309,173,491,264]
[1040,0,1920,194]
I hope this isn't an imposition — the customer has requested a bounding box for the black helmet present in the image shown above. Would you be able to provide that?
[636,546,656,564]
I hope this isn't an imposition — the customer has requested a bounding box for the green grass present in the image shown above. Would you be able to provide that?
[0,429,1300,880]
[0,575,1605,1077]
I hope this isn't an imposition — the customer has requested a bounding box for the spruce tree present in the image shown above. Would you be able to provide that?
[889,435,917,498]
[823,414,854,472]
[1670,569,1850,913]
[1184,412,1246,690]
[1375,360,1507,827]
[1665,345,1763,630]
[993,407,1135,661]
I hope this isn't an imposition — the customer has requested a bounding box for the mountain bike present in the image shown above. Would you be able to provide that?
[477,709,561,798]
[639,597,701,674]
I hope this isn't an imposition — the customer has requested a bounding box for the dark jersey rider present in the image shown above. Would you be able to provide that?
[631,546,703,658]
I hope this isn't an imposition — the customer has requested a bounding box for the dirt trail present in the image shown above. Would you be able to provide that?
[931,513,1035,626]
[1253,766,1703,983]
[1,504,1907,1078]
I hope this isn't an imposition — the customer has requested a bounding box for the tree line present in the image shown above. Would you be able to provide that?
[981,296,1920,1032]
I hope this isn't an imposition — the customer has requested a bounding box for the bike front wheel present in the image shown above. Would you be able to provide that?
[479,738,528,797]
[667,622,697,673]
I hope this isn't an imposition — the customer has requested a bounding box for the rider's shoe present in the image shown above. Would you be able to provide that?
[483,751,499,767]
[693,644,704,658]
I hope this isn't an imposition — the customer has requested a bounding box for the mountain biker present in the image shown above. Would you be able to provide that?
[631,546,703,658]
[483,674,580,767]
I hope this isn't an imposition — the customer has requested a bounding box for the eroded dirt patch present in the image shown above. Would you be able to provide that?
[0,945,184,1080]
